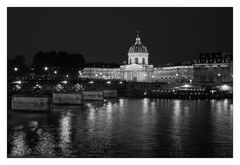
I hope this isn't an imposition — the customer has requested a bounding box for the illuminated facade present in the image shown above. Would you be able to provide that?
[81,67,120,80]
[120,33,154,82]
[82,33,232,84]
[82,33,193,82]
[193,52,233,83]
[153,65,194,83]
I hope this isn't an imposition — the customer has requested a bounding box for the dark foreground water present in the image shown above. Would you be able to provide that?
[7,98,233,158]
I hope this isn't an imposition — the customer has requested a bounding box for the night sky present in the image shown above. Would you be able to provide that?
[7,7,233,66]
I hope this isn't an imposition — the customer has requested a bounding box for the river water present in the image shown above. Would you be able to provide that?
[7,98,233,158]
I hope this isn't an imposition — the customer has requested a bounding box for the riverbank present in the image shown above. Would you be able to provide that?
[8,79,233,102]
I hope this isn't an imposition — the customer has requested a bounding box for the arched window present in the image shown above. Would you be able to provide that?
[135,58,138,64]
[142,58,145,64]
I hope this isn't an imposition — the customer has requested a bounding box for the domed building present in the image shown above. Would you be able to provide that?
[82,31,196,83]
[120,33,154,82]
[128,34,149,65]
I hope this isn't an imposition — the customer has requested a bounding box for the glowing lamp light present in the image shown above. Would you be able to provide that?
[56,83,63,91]
[95,74,98,77]
[176,73,179,77]
[144,92,147,96]
[14,67,18,71]
[218,84,232,92]
[211,90,216,94]
[54,70,57,74]
[62,80,68,84]
[44,67,48,71]
[182,84,192,88]
[34,84,43,89]
[89,81,94,84]
[119,81,123,84]
[144,74,147,77]
[66,74,69,78]
[106,81,111,84]
[15,84,21,90]
[217,73,221,77]
[75,83,82,91]
[13,80,22,84]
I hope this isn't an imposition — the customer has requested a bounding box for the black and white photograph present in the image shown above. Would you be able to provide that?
[4,2,236,160]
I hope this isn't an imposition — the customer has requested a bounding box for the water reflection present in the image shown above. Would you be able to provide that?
[105,101,113,122]
[35,131,56,157]
[8,98,233,158]
[10,128,31,157]
[143,98,149,114]
[58,110,73,156]
[170,100,183,156]
[223,99,229,111]
[173,100,181,118]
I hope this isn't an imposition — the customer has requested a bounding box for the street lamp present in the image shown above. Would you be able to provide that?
[62,80,68,84]
[176,73,179,77]
[217,73,221,77]
[14,67,18,71]
[44,66,48,71]
[54,70,57,74]
[189,79,192,83]
[14,80,22,84]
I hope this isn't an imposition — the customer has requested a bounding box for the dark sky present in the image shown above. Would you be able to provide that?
[8,7,233,66]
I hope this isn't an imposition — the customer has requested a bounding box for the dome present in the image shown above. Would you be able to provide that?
[128,34,148,53]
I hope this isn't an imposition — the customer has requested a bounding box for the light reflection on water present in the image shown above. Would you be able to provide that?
[10,128,31,157]
[35,131,56,157]
[8,98,233,158]
[58,110,73,156]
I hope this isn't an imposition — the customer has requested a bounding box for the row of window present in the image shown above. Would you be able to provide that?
[129,58,146,64]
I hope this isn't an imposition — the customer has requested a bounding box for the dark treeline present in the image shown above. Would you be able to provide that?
[8,55,28,72]
[85,62,120,68]
[32,51,86,69]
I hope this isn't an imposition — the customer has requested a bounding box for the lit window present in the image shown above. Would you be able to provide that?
[135,58,138,64]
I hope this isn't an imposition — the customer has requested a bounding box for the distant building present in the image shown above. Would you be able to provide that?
[81,67,120,80]
[119,33,154,82]
[193,52,233,84]
[82,33,154,82]
[82,33,232,84]
[82,33,193,82]
[153,65,194,83]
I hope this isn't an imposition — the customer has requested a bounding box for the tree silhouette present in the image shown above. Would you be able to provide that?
[32,51,86,69]
[7,55,27,74]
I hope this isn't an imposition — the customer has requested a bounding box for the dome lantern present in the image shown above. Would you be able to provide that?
[128,31,149,65]
[128,32,148,53]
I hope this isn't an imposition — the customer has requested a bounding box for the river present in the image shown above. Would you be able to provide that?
[7,98,233,158]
